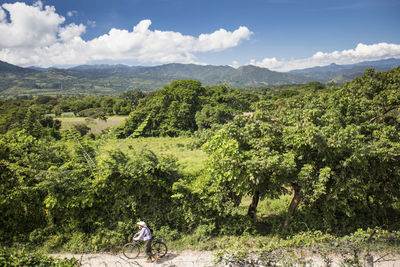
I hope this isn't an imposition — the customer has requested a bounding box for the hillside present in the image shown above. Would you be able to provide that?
[0,58,399,96]
[0,61,38,74]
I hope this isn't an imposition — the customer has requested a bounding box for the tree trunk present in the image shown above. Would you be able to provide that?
[283,184,302,229]
[247,190,260,219]
[233,193,243,208]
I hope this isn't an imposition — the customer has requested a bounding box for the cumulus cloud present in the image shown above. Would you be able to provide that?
[58,23,85,42]
[196,26,252,52]
[0,1,65,48]
[0,1,252,67]
[250,43,400,72]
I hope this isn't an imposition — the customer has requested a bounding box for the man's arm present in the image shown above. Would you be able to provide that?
[134,229,144,241]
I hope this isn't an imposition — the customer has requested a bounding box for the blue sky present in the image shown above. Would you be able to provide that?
[0,0,399,71]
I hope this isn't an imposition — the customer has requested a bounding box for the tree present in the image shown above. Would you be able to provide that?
[122,88,145,107]
[0,131,61,240]
[195,104,235,129]
[73,123,91,136]
[202,67,400,230]
[203,115,289,220]
[257,67,400,230]
[120,80,205,137]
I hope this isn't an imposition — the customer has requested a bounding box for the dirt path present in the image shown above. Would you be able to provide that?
[53,251,400,267]
[53,251,217,267]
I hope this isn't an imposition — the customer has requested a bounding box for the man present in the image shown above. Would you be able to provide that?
[134,221,158,263]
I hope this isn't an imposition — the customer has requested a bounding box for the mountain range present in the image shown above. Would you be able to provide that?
[289,58,400,83]
[0,58,399,97]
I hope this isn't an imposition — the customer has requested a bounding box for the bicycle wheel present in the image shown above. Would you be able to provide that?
[122,242,140,259]
[151,241,167,257]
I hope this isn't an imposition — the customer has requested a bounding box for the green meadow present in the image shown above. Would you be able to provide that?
[100,136,207,174]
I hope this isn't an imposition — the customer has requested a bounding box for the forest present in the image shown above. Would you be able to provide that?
[1,67,400,265]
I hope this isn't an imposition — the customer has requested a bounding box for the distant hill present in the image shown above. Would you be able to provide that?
[289,58,400,83]
[0,60,38,74]
[0,58,399,97]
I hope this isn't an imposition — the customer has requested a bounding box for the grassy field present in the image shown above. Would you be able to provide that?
[58,116,128,134]
[100,136,207,174]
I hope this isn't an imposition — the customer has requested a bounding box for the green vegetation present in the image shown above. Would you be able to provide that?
[118,80,258,137]
[0,248,79,266]
[99,136,207,174]
[0,67,399,264]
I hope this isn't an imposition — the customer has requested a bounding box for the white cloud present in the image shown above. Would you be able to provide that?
[250,43,400,71]
[0,1,65,48]
[231,60,240,68]
[58,23,85,42]
[0,2,252,67]
[196,26,252,52]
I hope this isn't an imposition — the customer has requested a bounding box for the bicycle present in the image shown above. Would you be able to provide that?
[122,237,168,259]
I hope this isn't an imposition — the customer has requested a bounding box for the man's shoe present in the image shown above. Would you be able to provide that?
[146,258,152,263]
[153,255,159,262]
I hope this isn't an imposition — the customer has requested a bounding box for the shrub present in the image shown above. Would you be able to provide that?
[155,226,181,241]
[0,248,79,266]
[218,215,254,236]
[73,123,90,136]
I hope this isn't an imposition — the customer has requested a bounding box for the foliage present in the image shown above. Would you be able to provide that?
[0,131,62,243]
[187,124,223,149]
[199,67,400,231]
[0,248,79,266]
[119,80,205,137]
[72,123,91,136]
[119,81,257,137]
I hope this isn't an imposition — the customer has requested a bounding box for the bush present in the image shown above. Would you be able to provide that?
[73,123,91,136]
[0,248,79,266]
[218,215,254,236]
[187,124,222,149]
[89,229,124,252]
[29,227,54,245]
[43,235,67,251]
[193,224,216,242]
[62,232,89,253]
[155,226,181,241]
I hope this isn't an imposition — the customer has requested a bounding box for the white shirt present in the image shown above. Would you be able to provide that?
[134,227,152,241]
